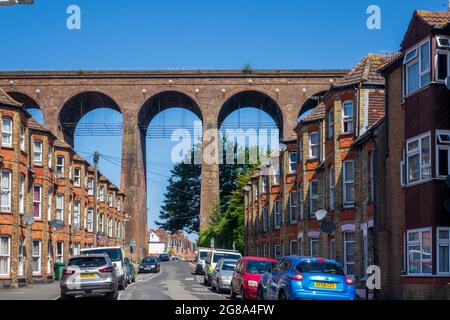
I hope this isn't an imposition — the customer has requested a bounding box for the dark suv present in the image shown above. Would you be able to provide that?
[159,253,170,262]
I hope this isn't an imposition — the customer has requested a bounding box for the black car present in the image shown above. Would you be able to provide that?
[159,253,170,262]
[138,257,160,273]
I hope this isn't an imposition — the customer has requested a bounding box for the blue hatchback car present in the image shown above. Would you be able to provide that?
[258,256,356,300]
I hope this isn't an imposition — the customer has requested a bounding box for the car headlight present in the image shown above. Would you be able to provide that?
[248,280,258,287]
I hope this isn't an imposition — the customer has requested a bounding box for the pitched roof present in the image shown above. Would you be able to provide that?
[0,88,21,107]
[378,52,404,72]
[416,10,450,28]
[337,54,392,87]
[54,139,72,150]
[28,117,51,133]
[302,103,325,123]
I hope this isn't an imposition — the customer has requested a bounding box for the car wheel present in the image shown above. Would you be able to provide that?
[230,287,237,299]
[217,283,222,294]
[132,274,136,283]
[106,289,119,300]
[240,287,246,300]
[119,278,126,290]
[279,290,287,300]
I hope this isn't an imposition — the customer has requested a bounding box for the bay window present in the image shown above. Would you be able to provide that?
[404,39,431,96]
[437,227,450,275]
[407,228,432,275]
[288,151,297,173]
[342,101,354,133]
[33,140,42,165]
[56,155,64,177]
[98,186,105,201]
[0,236,10,276]
[299,186,304,220]
[87,179,94,195]
[56,241,64,263]
[87,209,93,232]
[74,201,80,227]
[344,232,356,275]
[19,174,25,214]
[1,170,11,212]
[33,185,42,219]
[274,243,281,259]
[289,191,297,224]
[273,200,281,229]
[1,117,12,147]
[18,238,24,276]
[289,240,298,256]
[32,240,41,275]
[309,180,319,218]
[327,109,334,139]
[343,160,355,207]
[329,167,335,210]
[20,125,25,151]
[309,132,319,158]
[310,237,319,257]
[406,132,431,184]
[56,194,64,221]
[74,167,81,187]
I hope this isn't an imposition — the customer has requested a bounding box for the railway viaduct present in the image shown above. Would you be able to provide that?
[0,69,347,257]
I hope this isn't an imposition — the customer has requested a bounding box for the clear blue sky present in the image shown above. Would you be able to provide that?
[2,0,446,241]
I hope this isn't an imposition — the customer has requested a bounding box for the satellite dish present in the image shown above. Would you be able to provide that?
[315,210,328,221]
[279,143,287,153]
[446,77,450,90]
[320,221,336,234]
[243,186,252,192]
[21,215,35,226]
[49,220,65,230]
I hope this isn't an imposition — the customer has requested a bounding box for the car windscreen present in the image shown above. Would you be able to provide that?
[295,261,345,276]
[69,257,107,268]
[221,261,237,271]
[245,260,274,274]
[142,258,157,264]
[213,253,241,263]
[199,251,209,259]
[82,249,122,262]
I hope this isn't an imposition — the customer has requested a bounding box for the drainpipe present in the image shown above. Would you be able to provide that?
[370,130,379,300]
[355,85,361,137]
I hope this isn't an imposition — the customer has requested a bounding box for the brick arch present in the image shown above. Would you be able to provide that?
[137,90,203,129]
[297,90,329,119]
[218,89,283,137]
[58,91,122,146]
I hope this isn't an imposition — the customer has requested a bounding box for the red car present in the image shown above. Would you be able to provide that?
[230,256,278,300]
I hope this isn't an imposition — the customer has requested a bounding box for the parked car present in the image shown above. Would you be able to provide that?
[159,253,170,262]
[124,257,136,284]
[230,256,277,300]
[211,258,238,293]
[138,256,160,273]
[195,248,213,275]
[60,254,119,300]
[81,246,127,290]
[203,249,242,286]
[258,256,356,300]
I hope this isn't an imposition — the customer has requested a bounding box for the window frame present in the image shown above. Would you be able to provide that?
[56,194,64,222]
[20,125,25,151]
[406,227,433,276]
[437,227,450,275]
[343,160,355,208]
[288,151,297,173]
[56,241,64,263]
[19,174,25,214]
[309,131,319,159]
[1,117,12,148]
[403,38,431,96]
[0,236,11,277]
[309,237,319,257]
[343,232,356,275]
[329,167,335,210]
[73,201,80,227]
[273,200,281,229]
[327,109,334,139]
[274,243,282,259]
[262,205,269,232]
[436,49,450,82]
[33,185,42,219]
[0,170,12,212]
[289,240,298,256]
[299,185,304,220]
[56,155,65,177]
[309,180,319,218]
[436,130,450,179]
[406,132,432,186]
[32,240,41,275]
[33,140,43,165]
[289,191,297,224]
[342,100,354,134]
[73,167,81,187]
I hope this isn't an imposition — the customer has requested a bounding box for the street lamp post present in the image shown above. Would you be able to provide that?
[92,151,99,248]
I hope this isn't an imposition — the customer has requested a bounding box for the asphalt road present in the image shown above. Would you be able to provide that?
[119,261,228,300]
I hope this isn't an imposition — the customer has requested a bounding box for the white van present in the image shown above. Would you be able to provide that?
[80,246,127,290]
[195,248,213,275]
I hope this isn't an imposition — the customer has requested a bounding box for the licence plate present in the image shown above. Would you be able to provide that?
[80,273,97,279]
[314,282,336,289]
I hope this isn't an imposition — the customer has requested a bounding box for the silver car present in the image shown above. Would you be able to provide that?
[60,254,119,300]
[211,258,238,293]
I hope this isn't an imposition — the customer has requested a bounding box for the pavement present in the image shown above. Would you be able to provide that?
[0,282,60,300]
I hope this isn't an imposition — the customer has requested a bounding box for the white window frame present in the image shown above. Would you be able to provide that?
[436,130,450,179]
[87,179,94,196]
[33,185,42,219]
[47,191,52,221]
[329,167,335,210]
[273,166,280,185]
[87,209,94,232]
[73,201,80,227]
[1,117,12,148]
[56,194,64,221]
[19,174,25,214]
[437,227,450,275]
[309,180,319,218]
[262,176,267,193]
[98,186,105,201]
[20,125,25,151]
[274,243,281,259]
[48,145,52,169]
[436,35,450,48]
[18,238,24,276]
[309,131,319,159]
[33,140,43,165]
[406,132,432,185]
[56,241,64,263]
[108,193,113,207]
[32,240,41,275]
[343,232,356,275]
[289,191,297,224]
[309,237,319,257]
[72,243,81,256]
[56,155,65,178]
[47,240,52,274]
[273,200,281,229]
[299,186,304,220]
[406,228,433,276]
[288,151,297,173]
[403,38,431,96]
[73,167,81,187]
[436,49,450,82]
[1,170,12,212]
[343,160,355,208]
[263,243,268,257]
[0,236,11,277]
[327,109,334,139]
[342,100,354,134]
[108,218,113,237]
